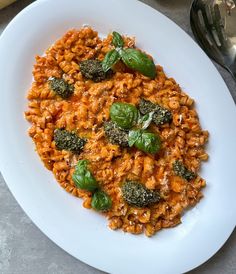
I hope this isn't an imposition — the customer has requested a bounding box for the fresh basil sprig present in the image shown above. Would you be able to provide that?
[72,160,112,211]
[108,102,162,154]
[102,31,156,79]
[128,129,161,154]
[110,102,153,130]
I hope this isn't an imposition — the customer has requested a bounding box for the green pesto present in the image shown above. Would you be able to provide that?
[104,121,129,147]
[54,129,86,154]
[121,181,160,208]
[173,160,196,181]
[139,98,172,126]
[48,77,74,99]
[79,59,113,82]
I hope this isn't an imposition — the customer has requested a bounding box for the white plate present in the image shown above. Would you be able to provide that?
[0,0,235,273]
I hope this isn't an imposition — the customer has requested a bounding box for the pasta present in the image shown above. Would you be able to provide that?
[25,27,209,236]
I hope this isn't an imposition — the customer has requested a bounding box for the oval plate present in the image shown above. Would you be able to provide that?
[0,0,235,273]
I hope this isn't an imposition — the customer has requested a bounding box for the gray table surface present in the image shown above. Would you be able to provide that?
[0,0,235,273]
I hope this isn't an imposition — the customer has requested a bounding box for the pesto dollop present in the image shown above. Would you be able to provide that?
[173,160,196,181]
[104,121,129,147]
[54,129,86,154]
[139,98,172,126]
[49,77,74,99]
[121,181,160,207]
[80,59,112,82]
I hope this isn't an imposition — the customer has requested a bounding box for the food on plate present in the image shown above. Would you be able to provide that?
[54,128,86,154]
[139,98,172,126]
[25,27,209,236]
[72,159,112,211]
[104,121,129,147]
[48,77,74,99]
[80,59,112,82]
[121,181,160,207]
[173,160,196,181]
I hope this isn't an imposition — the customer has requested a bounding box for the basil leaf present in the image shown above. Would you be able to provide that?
[110,102,139,129]
[91,190,112,211]
[120,48,156,79]
[134,131,161,154]
[72,160,99,192]
[128,129,142,147]
[102,49,120,72]
[138,111,154,130]
[112,31,124,48]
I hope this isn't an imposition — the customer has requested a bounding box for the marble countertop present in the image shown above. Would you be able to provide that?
[0,0,235,273]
